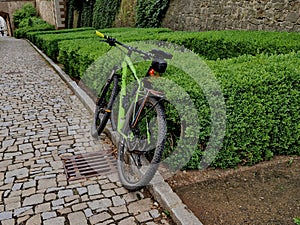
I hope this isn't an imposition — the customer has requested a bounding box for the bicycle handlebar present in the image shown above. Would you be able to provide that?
[96,30,106,39]
[95,30,173,60]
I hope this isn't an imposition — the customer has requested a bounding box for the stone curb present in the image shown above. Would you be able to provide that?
[28,40,203,225]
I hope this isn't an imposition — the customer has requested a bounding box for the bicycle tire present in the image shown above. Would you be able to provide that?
[91,75,119,138]
[117,97,167,190]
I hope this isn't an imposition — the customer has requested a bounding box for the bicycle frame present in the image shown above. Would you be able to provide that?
[116,55,165,142]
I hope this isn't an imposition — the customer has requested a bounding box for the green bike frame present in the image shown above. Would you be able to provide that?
[117,55,143,139]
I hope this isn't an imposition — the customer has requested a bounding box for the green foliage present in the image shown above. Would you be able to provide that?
[115,0,137,27]
[67,0,96,28]
[136,0,169,28]
[14,23,54,39]
[27,27,94,43]
[58,38,110,78]
[32,30,98,61]
[205,53,300,168]
[92,0,121,29]
[80,0,96,27]
[294,218,300,225]
[156,30,300,60]
[13,3,37,28]
[18,17,46,28]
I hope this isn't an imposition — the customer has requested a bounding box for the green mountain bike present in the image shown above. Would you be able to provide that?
[91,31,173,190]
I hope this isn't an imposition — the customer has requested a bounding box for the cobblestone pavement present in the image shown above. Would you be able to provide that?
[0,37,173,225]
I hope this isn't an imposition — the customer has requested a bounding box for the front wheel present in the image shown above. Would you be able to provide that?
[91,75,119,138]
[117,97,167,190]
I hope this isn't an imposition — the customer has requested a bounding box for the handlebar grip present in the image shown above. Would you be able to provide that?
[96,31,106,39]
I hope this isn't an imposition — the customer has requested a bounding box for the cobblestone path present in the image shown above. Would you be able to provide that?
[0,37,172,225]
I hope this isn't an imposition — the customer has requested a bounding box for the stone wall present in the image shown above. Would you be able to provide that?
[162,0,300,32]
[36,0,55,26]
[0,0,34,34]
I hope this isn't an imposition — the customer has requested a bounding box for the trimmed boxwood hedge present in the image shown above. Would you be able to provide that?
[155,30,300,60]
[14,23,55,38]
[26,27,95,43]
[201,53,300,168]
[27,28,300,169]
[29,27,172,61]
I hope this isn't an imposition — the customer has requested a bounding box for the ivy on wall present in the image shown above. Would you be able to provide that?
[135,0,169,28]
[80,0,95,27]
[92,0,121,29]
[66,0,95,28]
[66,0,169,29]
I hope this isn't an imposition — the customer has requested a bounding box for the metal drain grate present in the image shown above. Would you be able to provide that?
[62,151,117,180]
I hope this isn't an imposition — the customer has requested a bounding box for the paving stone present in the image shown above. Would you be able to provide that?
[45,193,57,201]
[101,183,117,190]
[72,202,87,211]
[113,213,130,221]
[4,177,14,184]
[4,196,21,210]
[17,215,31,224]
[19,143,33,151]
[65,199,80,207]
[123,192,139,203]
[149,209,160,219]
[65,195,79,202]
[41,211,57,220]
[136,212,152,223]
[25,214,41,225]
[57,207,72,215]
[128,198,153,215]
[89,194,104,200]
[102,190,115,198]
[110,205,128,214]
[6,168,29,179]
[46,187,65,193]
[89,212,111,224]
[107,173,119,183]
[95,219,115,225]
[34,174,56,180]
[68,211,88,225]
[15,153,34,161]
[112,196,126,207]
[36,159,46,164]
[0,160,12,171]
[2,139,15,149]
[57,174,67,182]
[22,187,36,197]
[12,183,23,191]
[1,218,15,225]
[14,206,33,216]
[52,198,64,207]
[43,217,65,225]
[38,178,57,190]
[0,211,13,221]
[118,216,137,225]
[58,189,73,198]
[23,194,44,206]
[146,222,157,225]
[114,187,128,195]
[35,202,51,213]
[88,184,101,195]
[84,208,93,218]
[88,199,112,210]
[23,180,36,189]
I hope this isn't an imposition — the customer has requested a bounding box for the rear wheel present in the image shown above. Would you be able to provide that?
[91,75,119,138]
[117,97,166,190]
